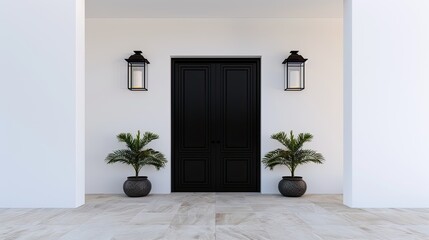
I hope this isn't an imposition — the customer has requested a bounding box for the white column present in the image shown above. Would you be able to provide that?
[344,0,429,207]
[0,0,85,208]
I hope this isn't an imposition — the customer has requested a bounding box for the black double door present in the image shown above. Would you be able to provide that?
[172,58,260,192]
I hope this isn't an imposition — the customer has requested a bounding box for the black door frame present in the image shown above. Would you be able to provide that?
[171,57,261,192]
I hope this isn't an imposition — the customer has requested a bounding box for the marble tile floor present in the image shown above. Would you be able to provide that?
[1,193,429,240]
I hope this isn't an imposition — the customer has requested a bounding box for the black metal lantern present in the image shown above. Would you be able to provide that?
[282,51,307,91]
[125,51,150,91]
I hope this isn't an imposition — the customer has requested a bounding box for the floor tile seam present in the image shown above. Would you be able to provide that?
[293,215,357,227]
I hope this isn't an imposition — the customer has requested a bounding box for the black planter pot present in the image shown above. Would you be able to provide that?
[123,176,152,197]
[278,176,307,197]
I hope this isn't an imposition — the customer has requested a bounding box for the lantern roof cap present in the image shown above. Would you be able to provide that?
[282,50,307,64]
[125,50,150,63]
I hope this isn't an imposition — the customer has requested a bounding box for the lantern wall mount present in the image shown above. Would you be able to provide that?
[125,51,150,91]
[282,50,307,91]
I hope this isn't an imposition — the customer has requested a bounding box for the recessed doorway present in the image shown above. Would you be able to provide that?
[172,58,261,192]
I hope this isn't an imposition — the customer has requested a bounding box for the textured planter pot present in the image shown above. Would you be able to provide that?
[123,176,152,197]
[278,176,307,197]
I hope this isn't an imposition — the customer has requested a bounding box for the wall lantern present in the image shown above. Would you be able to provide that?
[125,51,150,91]
[282,50,307,91]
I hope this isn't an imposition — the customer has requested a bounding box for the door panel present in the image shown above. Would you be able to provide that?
[182,68,210,149]
[217,63,259,191]
[182,158,210,183]
[224,158,251,184]
[222,67,251,150]
[173,64,215,191]
[172,59,260,192]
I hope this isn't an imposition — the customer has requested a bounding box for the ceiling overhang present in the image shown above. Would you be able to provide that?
[86,0,343,18]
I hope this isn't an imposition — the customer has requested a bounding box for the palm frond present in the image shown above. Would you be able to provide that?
[295,133,313,150]
[270,132,290,148]
[105,149,136,165]
[295,149,325,164]
[117,133,137,151]
[262,149,290,170]
[139,149,167,170]
[141,132,159,148]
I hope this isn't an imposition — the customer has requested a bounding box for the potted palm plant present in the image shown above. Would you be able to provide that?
[262,131,324,197]
[105,130,167,197]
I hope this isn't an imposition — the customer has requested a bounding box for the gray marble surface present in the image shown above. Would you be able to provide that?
[1,193,429,239]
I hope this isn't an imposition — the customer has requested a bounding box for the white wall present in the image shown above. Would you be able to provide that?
[86,18,343,194]
[344,0,429,207]
[343,0,353,207]
[0,0,85,207]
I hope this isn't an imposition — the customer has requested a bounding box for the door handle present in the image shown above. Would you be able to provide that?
[216,140,221,144]
[211,140,216,143]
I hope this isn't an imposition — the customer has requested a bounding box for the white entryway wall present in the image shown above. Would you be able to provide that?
[344,0,429,208]
[85,18,343,194]
[0,0,85,208]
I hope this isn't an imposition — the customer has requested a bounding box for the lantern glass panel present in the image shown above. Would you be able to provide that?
[286,62,304,90]
[128,62,147,90]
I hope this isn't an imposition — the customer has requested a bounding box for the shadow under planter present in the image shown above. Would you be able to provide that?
[123,176,152,197]
[278,176,307,197]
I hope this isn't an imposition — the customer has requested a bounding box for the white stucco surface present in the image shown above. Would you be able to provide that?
[344,0,429,207]
[86,18,343,194]
[0,0,85,208]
